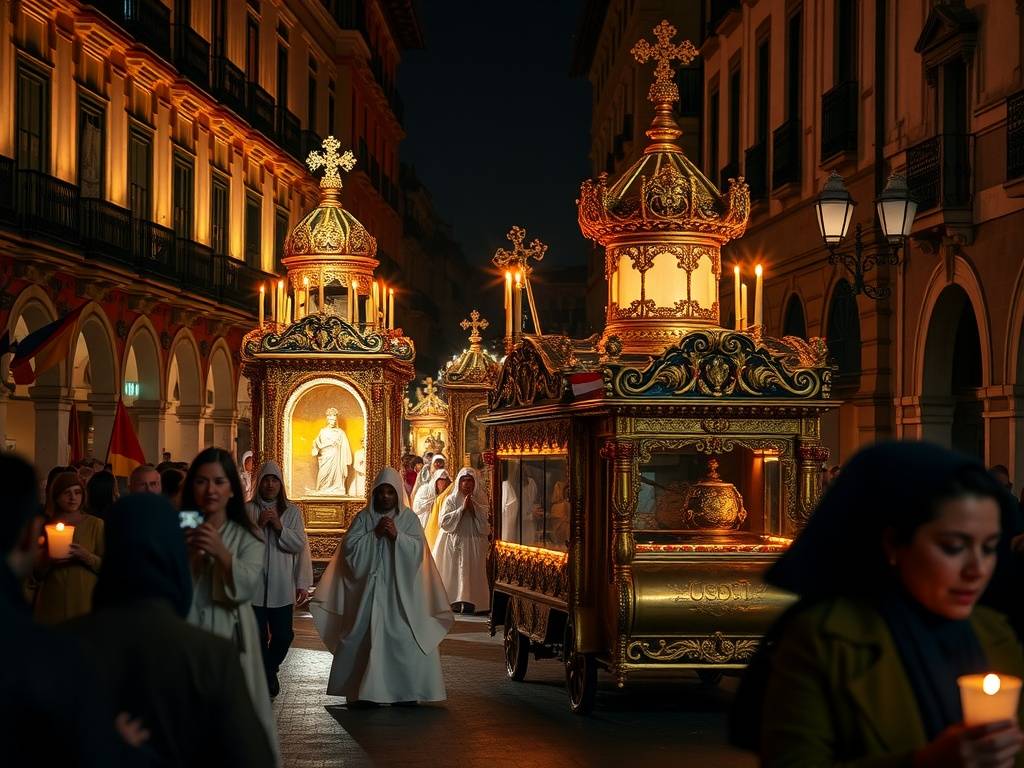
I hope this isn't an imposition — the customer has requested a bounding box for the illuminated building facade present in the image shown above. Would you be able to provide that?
[0,0,420,472]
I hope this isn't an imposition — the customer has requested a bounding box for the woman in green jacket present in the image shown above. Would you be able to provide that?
[752,441,1024,767]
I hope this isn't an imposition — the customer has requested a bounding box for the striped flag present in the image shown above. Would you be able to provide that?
[569,371,605,401]
[10,305,85,385]
[106,398,147,477]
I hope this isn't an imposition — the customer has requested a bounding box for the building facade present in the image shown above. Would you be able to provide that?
[575,0,1024,481]
[0,0,420,473]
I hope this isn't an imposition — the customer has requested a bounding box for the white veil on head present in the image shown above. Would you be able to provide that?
[452,467,488,508]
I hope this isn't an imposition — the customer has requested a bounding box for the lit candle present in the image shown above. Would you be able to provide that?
[372,280,380,327]
[514,271,523,336]
[270,280,277,324]
[350,281,357,324]
[277,280,285,324]
[380,281,387,327]
[46,521,74,560]
[740,283,748,330]
[504,271,513,338]
[302,276,310,320]
[388,288,395,330]
[258,284,265,328]
[284,295,292,325]
[318,269,325,311]
[959,674,1023,726]
[733,265,741,331]
[754,264,763,328]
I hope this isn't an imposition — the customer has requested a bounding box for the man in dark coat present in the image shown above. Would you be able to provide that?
[64,492,276,768]
[0,454,127,766]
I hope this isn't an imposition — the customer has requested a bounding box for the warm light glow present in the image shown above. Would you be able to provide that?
[755,264,762,277]
[734,265,740,276]
[984,674,1001,695]
[55,522,65,532]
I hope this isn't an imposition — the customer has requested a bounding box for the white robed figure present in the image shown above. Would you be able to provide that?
[412,468,451,529]
[311,468,453,703]
[411,453,445,501]
[501,462,538,545]
[312,408,352,493]
[432,467,490,612]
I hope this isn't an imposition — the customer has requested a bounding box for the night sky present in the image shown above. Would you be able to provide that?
[398,2,593,276]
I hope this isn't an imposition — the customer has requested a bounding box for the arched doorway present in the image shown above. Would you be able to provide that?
[72,306,119,460]
[166,333,203,463]
[782,294,807,338]
[207,341,236,452]
[123,320,163,464]
[921,284,983,457]
[822,279,861,466]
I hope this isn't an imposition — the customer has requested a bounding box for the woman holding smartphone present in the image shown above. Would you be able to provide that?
[181,448,279,765]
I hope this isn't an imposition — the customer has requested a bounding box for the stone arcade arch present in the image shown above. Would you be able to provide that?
[821,279,862,466]
[166,330,203,463]
[207,340,236,452]
[71,304,119,460]
[920,284,984,458]
[123,318,163,464]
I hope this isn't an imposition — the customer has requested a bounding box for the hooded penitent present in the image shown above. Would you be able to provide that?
[240,451,255,502]
[311,467,452,702]
[93,493,193,618]
[432,467,490,610]
[413,468,451,529]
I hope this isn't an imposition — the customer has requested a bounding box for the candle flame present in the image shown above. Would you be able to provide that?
[755,264,763,277]
[55,522,65,532]
[983,674,1001,695]
[389,288,394,295]
[734,265,740,276]
[259,285,265,293]
[303,276,309,286]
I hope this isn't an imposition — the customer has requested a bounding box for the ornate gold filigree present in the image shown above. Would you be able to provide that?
[493,541,569,600]
[441,311,500,389]
[626,632,759,664]
[240,313,414,360]
[491,225,547,277]
[306,135,357,191]
[489,338,566,410]
[493,419,570,454]
[630,20,698,106]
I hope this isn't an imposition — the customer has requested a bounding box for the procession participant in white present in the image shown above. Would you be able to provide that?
[312,408,352,493]
[240,451,255,502]
[311,468,452,705]
[246,460,314,698]
[412,469,451,530]
[501,461,539,545]
[182,447,280,765]
[411,453,445,500]
[432,468,490,613]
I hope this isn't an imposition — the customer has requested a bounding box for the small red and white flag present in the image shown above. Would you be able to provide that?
[569,371,605,401]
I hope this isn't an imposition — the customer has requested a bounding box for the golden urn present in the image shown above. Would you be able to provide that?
[682,458,747,531]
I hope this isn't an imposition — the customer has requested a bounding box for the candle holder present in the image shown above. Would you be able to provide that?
[45,522,74,560]
[959,674,1022,726]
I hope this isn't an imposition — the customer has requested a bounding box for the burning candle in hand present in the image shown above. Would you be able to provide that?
[959,674,1023,726]
[46,522,74,560]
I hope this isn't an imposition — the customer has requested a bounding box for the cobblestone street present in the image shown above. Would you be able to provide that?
[274,613,756,768]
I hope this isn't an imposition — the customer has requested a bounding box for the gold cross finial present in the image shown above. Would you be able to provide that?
[306,135,357,190]
[422,377,436,398]
[631,20,698,105]
[492,226,548,277]
[460,309,489,348]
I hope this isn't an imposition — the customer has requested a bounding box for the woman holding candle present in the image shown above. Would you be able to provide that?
[181,448,280,764]
[34,471,104,624]
[738,441,1024,767]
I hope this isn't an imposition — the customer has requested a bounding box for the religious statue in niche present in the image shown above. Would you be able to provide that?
[285,381,366,500]
[312,408,352,493]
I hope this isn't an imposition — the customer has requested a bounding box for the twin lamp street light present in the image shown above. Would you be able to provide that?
[814,171,918,300]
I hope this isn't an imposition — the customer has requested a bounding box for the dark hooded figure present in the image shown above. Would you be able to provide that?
[733,441,1024,766]
[64,493,275,768]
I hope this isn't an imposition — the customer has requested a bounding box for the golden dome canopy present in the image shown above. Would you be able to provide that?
[282,136,379,294]
[441,310,500,389]
[575,20,752,356]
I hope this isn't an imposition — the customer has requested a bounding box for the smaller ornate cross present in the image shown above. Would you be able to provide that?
[631,20,698,105]
[492,225,547,276]
[421,377,437,399]
[306,135,357,189]
[460,309,489,347]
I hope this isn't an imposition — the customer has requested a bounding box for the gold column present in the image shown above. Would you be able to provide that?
[601,439,635,687]
[795,442,830,531]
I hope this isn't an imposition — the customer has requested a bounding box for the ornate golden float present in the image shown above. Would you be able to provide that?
[241,137,414,563]
[481,22,836,713]
[404,376,450,459]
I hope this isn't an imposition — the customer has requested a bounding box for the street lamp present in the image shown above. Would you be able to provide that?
[814,171,916,300]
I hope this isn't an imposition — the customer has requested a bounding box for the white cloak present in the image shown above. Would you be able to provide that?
[432,468,490,610]
[311,468,453,702]
[412,468,450,529]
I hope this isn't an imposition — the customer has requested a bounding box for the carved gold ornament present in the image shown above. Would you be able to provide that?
[241,313,414,360]
[442,310,500,389]
[630,20,699,106]
[626,632,759,664]
[494,541,569,600]
[491,226,547,277]
[306,135,357,191]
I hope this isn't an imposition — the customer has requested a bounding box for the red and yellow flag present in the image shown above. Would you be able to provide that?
[10,305,85,385]
[106,398,147,477]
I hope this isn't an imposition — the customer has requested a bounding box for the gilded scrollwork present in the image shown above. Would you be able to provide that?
[489,338,567,410]
[493,419,570,454]
[625,632,759,664]
[240,313,415,361]
[493,542,569,600]
[610,328,833,400]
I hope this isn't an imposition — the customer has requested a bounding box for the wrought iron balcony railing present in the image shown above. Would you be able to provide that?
[246,82,276,137]
[0,155,15,222]
[1008,89,1024,181]
[211,57,246,117]
[275,107,302,159]
[821,80,858,161]
[80,198,133,265]
[173,25,210,88]
[744,141,768,200]
[121,0,171,60]
[907,133,972,212]
[772,118,801,189]
[301,130,323,163]
[18,170,79,242]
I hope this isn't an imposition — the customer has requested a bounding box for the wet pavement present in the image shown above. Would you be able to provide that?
[274,612,755,768]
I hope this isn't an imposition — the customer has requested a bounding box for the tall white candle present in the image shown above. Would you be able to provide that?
[504,271,513,338]
[740,283,748,330]
[318,270,325,312]
[277,280,285,324]
[371,281,380,327]
[754,264,763,328]
[285,296,292,325]
[349,281,357,324]
[514,271,523,336]
[302,277,310,320]
[388,288,395,330]
[270,280,277,324]
[733,265,741,330]
[258,284,265,328]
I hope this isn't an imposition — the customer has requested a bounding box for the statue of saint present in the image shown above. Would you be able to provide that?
[312,408,352,494]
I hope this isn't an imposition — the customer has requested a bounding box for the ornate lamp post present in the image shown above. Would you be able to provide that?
[814,172,917,299]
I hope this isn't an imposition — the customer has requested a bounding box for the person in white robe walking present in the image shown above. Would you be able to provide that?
[432,467,490,614]
[411,453,445,501]
[311,468,452,705]
[412,468,451,529]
